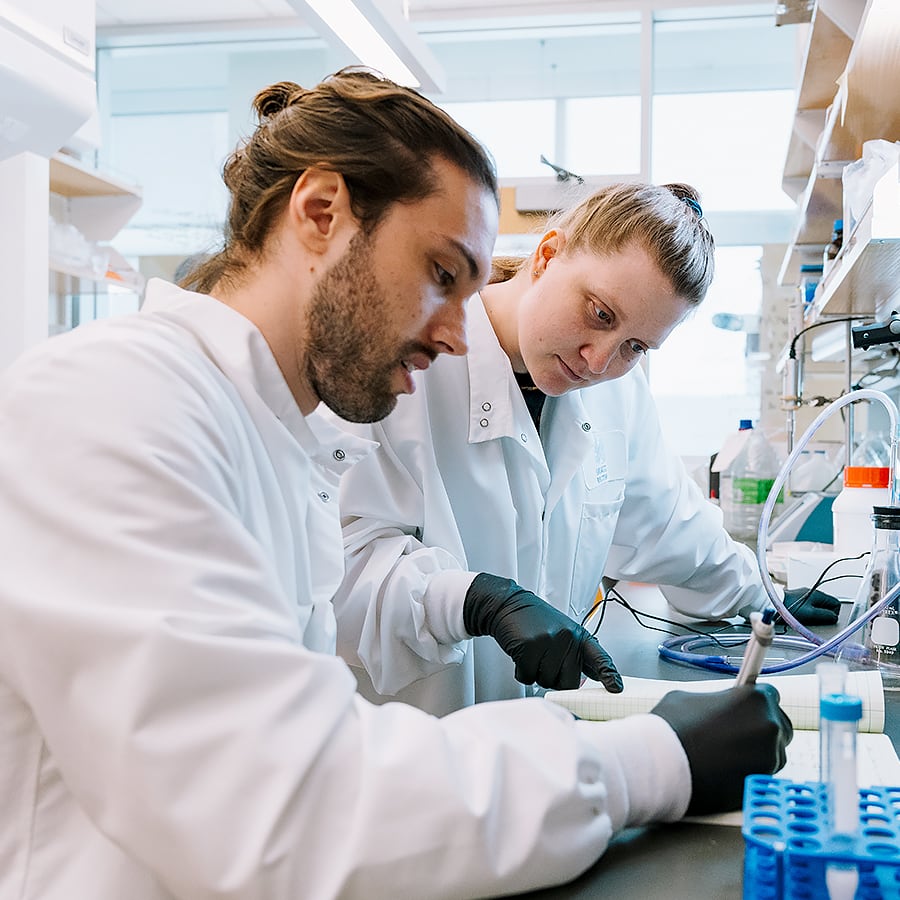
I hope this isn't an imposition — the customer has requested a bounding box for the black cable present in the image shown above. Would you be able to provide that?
[585,550,869,652]
[788,316,871,361]
[854,350,900,389]
[784,551,869,611]
[592,585,735,649]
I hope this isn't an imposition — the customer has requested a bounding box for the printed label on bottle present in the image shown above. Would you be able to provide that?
[733,477,782,505]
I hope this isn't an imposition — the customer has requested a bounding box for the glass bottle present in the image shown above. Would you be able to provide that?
[822,218,844,278]
[847,506,900,690]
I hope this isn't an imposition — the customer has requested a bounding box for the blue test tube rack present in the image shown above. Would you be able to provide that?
[742,776,900,899]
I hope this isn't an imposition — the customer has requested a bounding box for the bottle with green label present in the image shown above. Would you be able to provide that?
[721,423,783,543]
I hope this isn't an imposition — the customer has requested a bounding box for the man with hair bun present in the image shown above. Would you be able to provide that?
[0,67,791,899]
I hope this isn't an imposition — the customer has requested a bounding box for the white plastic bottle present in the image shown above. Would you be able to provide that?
[832,466,891,557]
[717,419,753,528]
[721,423,782,543]
[791,449,835,493]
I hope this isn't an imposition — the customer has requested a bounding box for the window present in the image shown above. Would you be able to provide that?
[649,245,766,455]
[652,90,796,212]
[439,100,556,178]
[106,111,230,257]
[564,96,642,177]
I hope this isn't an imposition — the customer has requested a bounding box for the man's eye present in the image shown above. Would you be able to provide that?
[628,342,647,356]
[594,306,611,323]
[435,264,455,287]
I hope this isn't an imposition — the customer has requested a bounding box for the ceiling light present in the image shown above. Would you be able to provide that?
[290,0,446,93]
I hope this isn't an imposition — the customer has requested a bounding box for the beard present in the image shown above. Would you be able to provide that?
[304,230,425,423]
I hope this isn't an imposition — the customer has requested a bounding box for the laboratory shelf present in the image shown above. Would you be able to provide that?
[808,162,900,321]
[49,152,139,199]
[49,248,144,293]
[48,153,143,297]
[774,162,900,369]
[778,0,900,289]
[49,152,142,243]
[781,2,858,205]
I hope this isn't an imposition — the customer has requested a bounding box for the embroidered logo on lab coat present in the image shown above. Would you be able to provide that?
[594,438,608,484]
[582,430,626,494]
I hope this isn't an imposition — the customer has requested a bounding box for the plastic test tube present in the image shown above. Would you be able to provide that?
[820,692,862,900]
[816,661,848,780]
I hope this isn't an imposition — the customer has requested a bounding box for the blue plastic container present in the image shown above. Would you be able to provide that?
[742,776,900,899]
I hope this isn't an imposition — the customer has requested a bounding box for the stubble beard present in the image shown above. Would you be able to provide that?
[304,230,404,423]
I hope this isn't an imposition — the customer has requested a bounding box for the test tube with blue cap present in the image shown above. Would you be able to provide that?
[819,691,862,900]
[816,660,847,780]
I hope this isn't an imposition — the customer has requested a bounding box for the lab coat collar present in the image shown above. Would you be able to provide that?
[140,278,373,474]
[462,290,597,513]
[541,389,595,514]
[464,292,533,445]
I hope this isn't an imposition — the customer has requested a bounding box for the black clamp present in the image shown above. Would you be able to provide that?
[851,312,900,350]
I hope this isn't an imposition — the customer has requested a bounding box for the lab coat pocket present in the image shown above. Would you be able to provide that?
[580,428,626,500]
[570,429,626,619]
[568,496,624,621]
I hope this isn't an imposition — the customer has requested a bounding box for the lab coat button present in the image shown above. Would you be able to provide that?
[481,401,492,412]
[479,418,489,427]
[579,762,601,784]
[317,491,330,502]
[333,449,346,461]
[582,422,592,432]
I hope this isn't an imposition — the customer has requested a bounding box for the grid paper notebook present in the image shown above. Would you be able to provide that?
[546,669,900,825]
[545,669,886,733]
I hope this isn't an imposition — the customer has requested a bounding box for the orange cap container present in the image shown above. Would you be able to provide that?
[843,466,890,488]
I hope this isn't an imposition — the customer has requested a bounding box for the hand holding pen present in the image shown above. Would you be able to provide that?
[735,608,776,686]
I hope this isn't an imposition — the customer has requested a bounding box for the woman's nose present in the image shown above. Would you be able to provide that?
[581,338,614,376]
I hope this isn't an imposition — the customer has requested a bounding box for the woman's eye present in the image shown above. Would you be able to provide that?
[594,306,612,324]
[435,264,455,287]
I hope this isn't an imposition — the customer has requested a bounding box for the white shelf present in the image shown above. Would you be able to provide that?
[808,162,900,319]
[49,152,142,242]
[48,153,143,295]
[50,247,144,293]
[778,0,900,288]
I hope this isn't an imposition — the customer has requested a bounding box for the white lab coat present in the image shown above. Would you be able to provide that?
[328,293,768,715]
[0,279,691,900]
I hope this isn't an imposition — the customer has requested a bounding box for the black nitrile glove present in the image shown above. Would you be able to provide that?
[463,573,624,693]
[650,683,793,816]
[781,587,841,626]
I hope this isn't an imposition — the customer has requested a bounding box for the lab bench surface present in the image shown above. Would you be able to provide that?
[511,583,900,900]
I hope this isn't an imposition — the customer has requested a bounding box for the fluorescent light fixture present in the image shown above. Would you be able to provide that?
[291,0,446,93]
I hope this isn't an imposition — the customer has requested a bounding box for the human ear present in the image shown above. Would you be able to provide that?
[532,229,566,275]
[287,167,355,252]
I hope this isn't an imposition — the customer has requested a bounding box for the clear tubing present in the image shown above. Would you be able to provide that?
[657,578,900,674]
[893,419,900,507]
[756,389,899,645]
[657,388,900,676]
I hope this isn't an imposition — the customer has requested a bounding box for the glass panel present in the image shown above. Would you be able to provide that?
[652,90,796,211]
[107,111,230,256]
[439,99,556,178]
[564,96,641,177]
[651,8,796,212]
[648,245,764,455]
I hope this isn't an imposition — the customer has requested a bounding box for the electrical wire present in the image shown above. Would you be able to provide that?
[585,585,742,650]
[658,388,900,677]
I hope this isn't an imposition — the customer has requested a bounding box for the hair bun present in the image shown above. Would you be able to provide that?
[253,81,305,121]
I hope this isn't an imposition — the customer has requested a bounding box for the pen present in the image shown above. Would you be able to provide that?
[735,608,776,686]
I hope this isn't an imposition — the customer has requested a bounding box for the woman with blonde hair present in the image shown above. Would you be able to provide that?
[326,180,838,715]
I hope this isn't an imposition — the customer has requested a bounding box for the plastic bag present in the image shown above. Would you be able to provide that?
[841,139,900,237]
